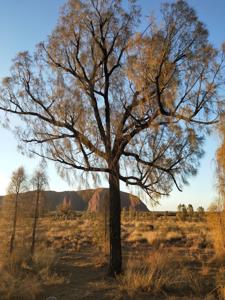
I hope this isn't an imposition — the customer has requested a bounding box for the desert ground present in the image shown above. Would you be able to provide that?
[0,209,224,300]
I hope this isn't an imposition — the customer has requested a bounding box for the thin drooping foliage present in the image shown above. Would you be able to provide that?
[216,114,225,204]
[0,0,225,275]
[212,114,225,257]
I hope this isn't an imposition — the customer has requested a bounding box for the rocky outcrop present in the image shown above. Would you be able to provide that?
[0,188,148,212]
[88,188,148,212]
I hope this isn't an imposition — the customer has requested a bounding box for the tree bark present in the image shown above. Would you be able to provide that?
[31,190,39,255]
[108,163,122,276]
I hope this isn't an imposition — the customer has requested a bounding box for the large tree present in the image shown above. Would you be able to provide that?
[0,0,224,275]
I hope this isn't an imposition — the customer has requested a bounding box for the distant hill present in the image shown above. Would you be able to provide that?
[0,188,148,212]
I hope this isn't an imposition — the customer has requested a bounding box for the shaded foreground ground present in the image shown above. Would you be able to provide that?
[41,248,123,300]
[40,248,162,300]
[0,211,224,299]
[37,212,224,300]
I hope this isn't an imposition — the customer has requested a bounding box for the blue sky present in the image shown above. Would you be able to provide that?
[0,0,224,211]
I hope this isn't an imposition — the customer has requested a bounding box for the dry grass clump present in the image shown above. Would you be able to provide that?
[0,271,41,300]
[32,247,65,285]
[0,253,41,299]
[118,250,176,296]
[216,267,225,300]
[165,231,184,242]
[33,246,58,268]
[118,250,204,298]
[0,246,65,300]
[160,220,180,234]
[142,231,162,247]
[126,228,163,247]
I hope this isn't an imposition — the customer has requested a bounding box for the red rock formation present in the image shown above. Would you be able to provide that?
[88,188,148,212]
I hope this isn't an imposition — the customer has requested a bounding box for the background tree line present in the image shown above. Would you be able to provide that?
[0,166,48,257]
[176,203,205,221]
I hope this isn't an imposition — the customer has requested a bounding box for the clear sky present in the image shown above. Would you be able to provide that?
[0,0,224,211]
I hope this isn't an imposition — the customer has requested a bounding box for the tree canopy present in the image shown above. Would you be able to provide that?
[216,114,225,203]
[1,0,224,199]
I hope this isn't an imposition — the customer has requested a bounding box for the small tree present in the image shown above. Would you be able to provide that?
[7,167,26,254]
[177,204,187,221]
[187,204,194,220]
[128,206,136,220]
[197,206,205,220]
[57,196,72,216]
[30,168,48,255]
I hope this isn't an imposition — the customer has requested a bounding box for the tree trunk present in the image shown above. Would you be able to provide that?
[31,190,39,255]
[108,163,122,276]
[10,192,19,254]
